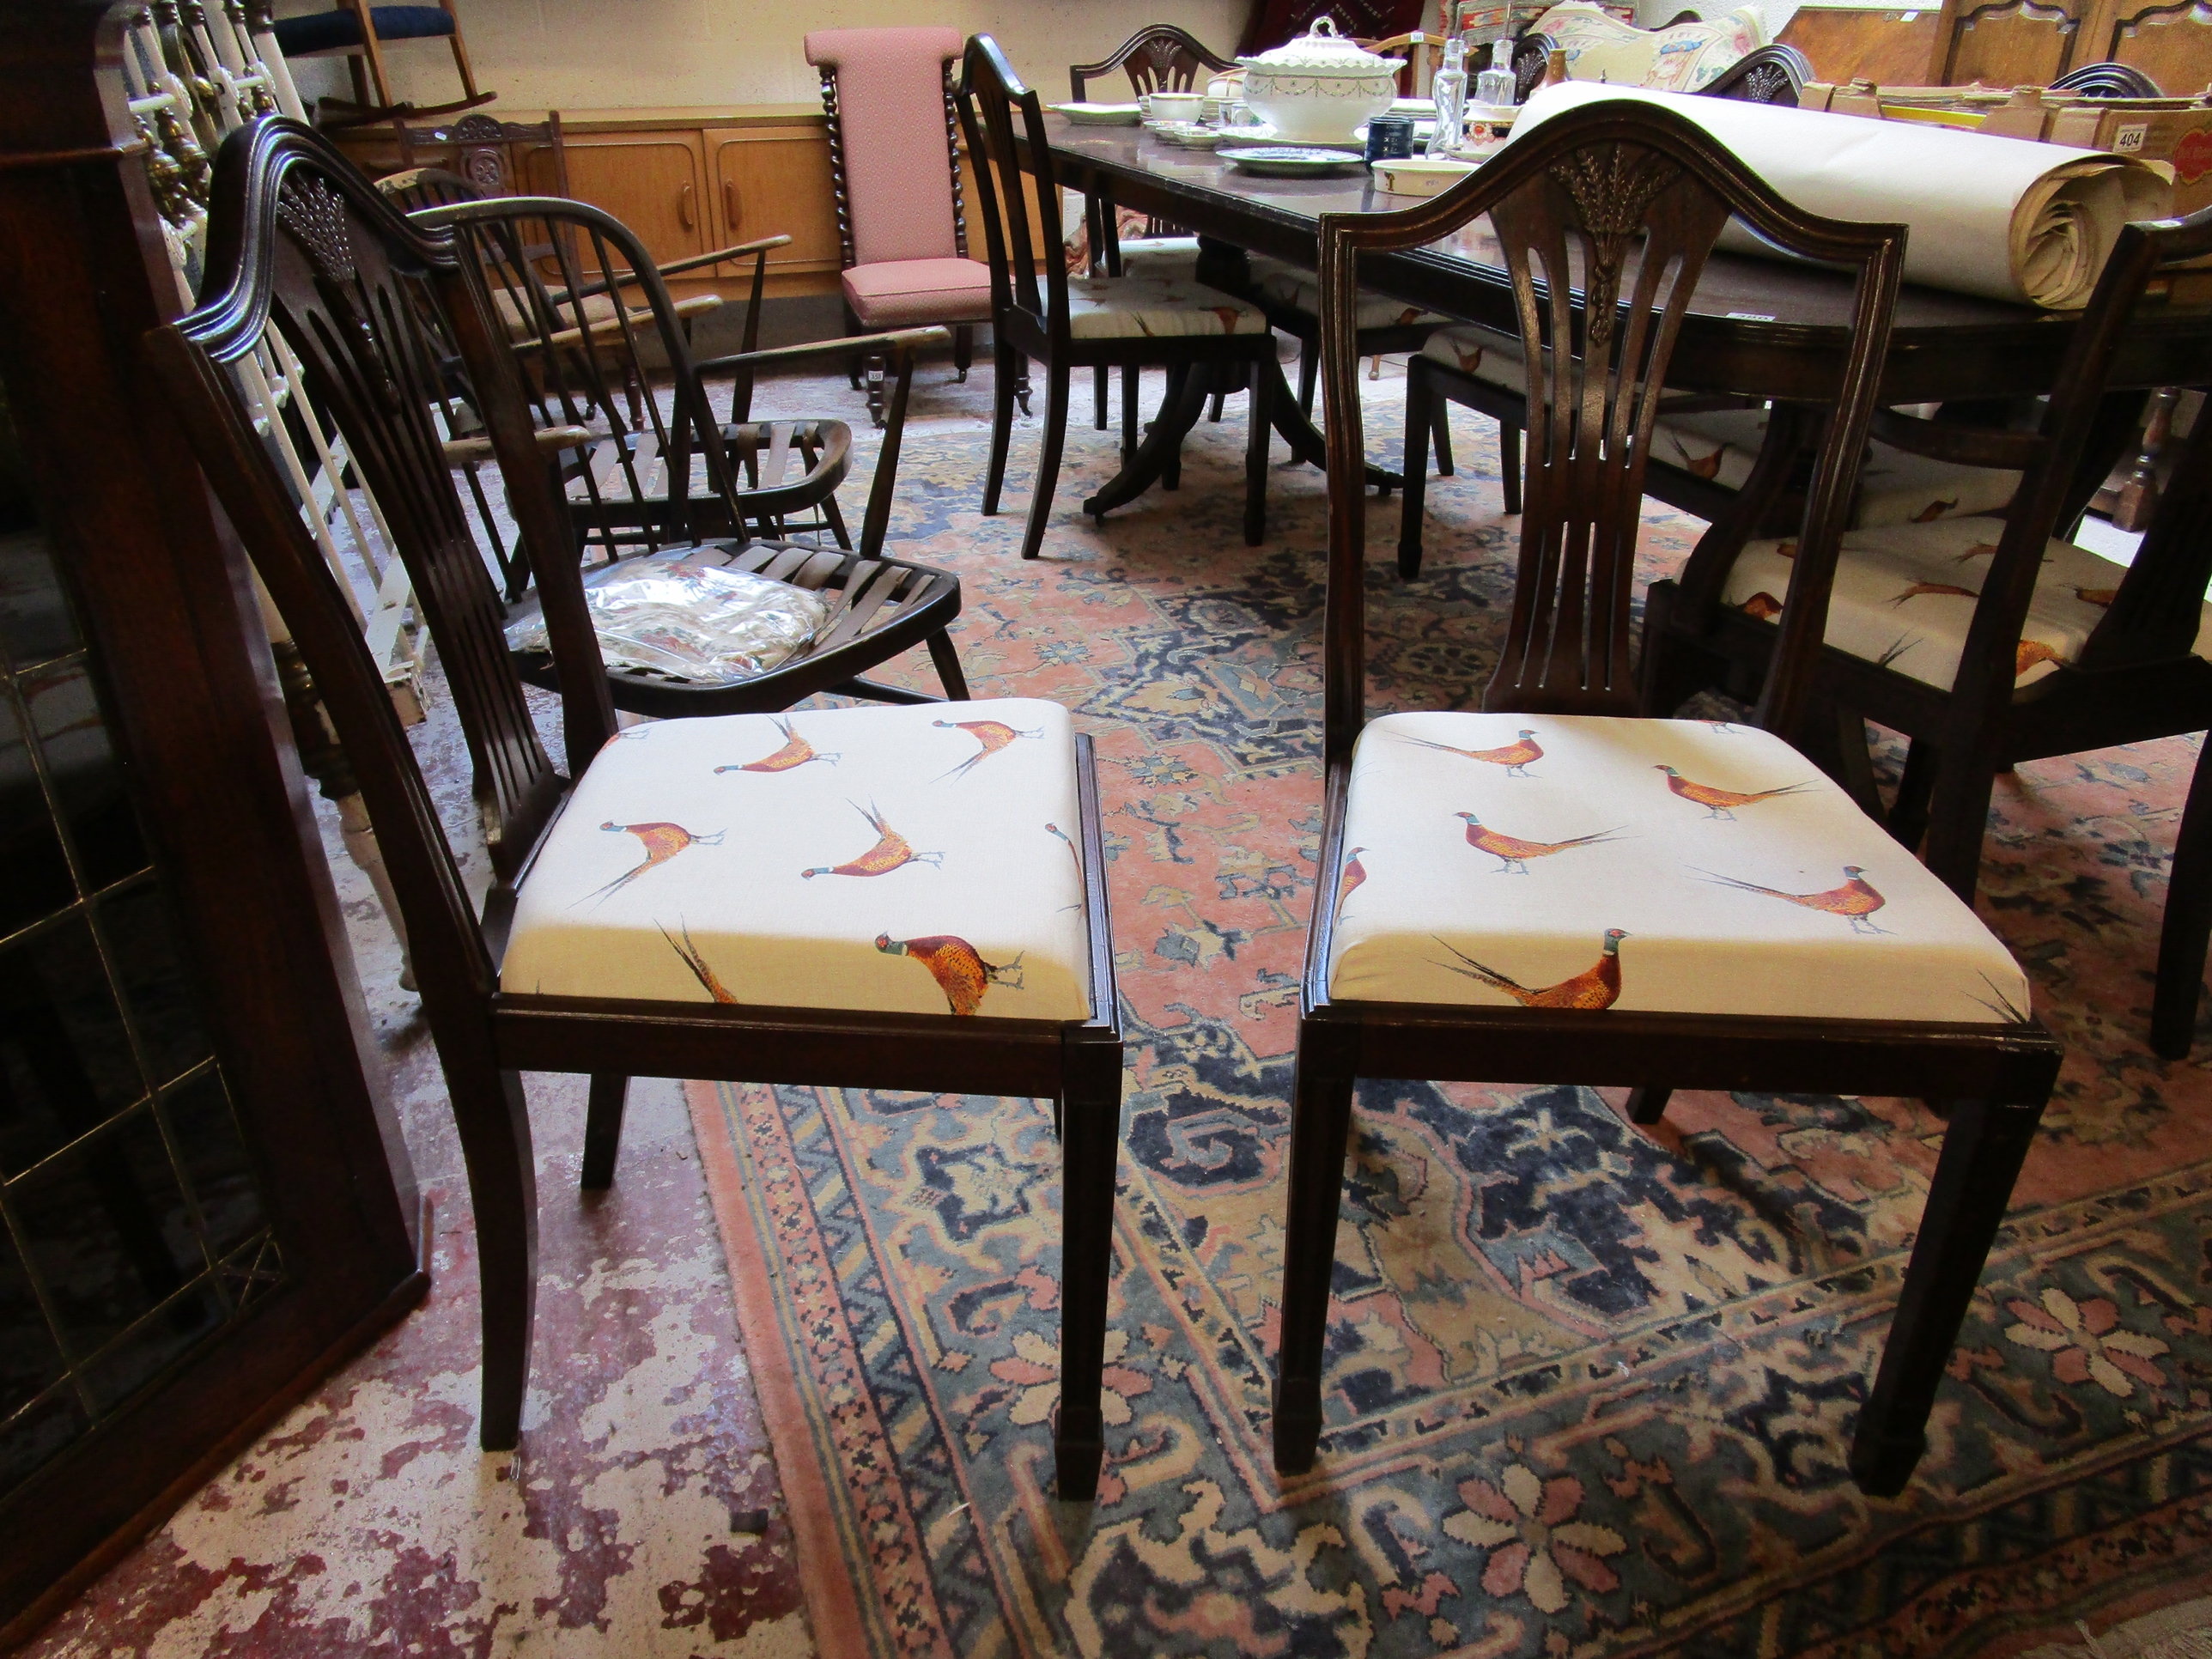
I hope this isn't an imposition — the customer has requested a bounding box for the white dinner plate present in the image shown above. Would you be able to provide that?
[1048,102,1142,125]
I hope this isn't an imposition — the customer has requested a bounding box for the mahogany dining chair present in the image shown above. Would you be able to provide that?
[148,118,1128,1501]
[1279,98,2062,1496]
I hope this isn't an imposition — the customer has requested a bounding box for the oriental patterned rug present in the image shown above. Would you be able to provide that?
[690,368,2212,1658]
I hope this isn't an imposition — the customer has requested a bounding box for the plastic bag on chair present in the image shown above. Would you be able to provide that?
[504,551,830,684]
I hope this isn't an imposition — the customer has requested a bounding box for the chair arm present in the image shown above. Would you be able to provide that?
[443,424,591,465]
[697,326,951,374]
[650,234,793,282]
[1868,407,2045,471]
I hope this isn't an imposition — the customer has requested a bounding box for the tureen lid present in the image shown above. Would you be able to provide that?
[1239,17,1402,73]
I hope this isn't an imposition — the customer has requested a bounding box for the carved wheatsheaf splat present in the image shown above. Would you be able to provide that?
[1550,145,1681,345]
[276,174,356,283]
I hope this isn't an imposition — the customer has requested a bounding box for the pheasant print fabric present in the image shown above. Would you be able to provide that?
[499,698,1091,1018]
[1328,713,2030,1021]
[1721,515,2212,692]
[1420,322,1525,385]
[1247,254,1449,330]
[1652,405,2021,526]
[1062,274,1270,341]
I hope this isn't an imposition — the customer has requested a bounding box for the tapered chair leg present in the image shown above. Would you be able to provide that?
[1055,1040,1123,1501]
[580,1073,629,1189]
[1887,738,1940,853]
[1020,356,1073,561]
[984,339,1017,517]
[1922,760,2001,904]
[1400,362,1435,579]
[1244,352,1272,547]
[1094,364,1109,430]
[1850,1095,2045,1495]
[1273,1026,1358,1474]
[1297,339,1319,417]
[926,629,972,700]
[1432,401,1455,477]
[1121,364,1139,463]
[1499,419,1522,515]
[1626,1086,1671,1125]
[456,1060,539,1451]
[2154,742,2212,1055]
[953,325,973,382]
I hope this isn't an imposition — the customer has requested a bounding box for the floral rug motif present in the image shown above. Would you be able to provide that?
[694,368,2212,1658]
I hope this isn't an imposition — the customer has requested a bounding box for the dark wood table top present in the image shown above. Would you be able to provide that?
[1045,118,2212,403]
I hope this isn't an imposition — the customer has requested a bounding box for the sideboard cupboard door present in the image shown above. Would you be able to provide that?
[1936,0,2085,84]
[0,1,425,1641]
[705,125,842,294]
[527,131,711,271]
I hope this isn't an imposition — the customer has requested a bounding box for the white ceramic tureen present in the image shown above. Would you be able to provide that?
[1237,18,1402,144]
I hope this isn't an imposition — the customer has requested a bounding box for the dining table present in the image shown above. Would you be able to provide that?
[1033,114,2212,519]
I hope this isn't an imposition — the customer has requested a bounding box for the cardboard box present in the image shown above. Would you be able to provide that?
[1802,79,2212,213]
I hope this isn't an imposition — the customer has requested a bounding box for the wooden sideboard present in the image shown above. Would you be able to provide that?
[1780,0,2212,94]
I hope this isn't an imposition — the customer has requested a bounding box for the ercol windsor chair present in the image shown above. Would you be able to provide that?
[1641,203,2212,1060]
[806,27,990,428]
[417,198,866,548]
[962,34,1279,560]
[148,118,1128,1501]
[1068,24,1241,440]
[1279,100,2063,1494]
[270,0,489,126]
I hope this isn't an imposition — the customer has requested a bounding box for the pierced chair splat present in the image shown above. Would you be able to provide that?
[147,118,1128,1502]
[1279,100,2063,1497]
[962,33,1280,560]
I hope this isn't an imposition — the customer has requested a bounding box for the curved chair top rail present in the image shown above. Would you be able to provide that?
[144,117,586,1017]
[963,33,1071,342]
[2052,58,2165,95]
[1704,42,1812,105]
[1313,99,1910,752]
[1069,22,1237,102]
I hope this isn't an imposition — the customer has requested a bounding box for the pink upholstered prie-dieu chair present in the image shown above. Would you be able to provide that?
[807,27,994,427]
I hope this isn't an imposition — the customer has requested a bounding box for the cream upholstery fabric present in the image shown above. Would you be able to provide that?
[1115,238,1202,281]
[1652,406,2021,527]
[1721,516,2209,691]
[1246,253,1448,330]
[1532,2,1766,92]
[502,699,1091,1020]
[1329,713,2029,1022]
[842,257,994,327]
[1064,274,1268,340]
[1419,322,1524,386]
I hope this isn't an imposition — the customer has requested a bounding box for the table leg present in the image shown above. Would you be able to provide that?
[1084,363,1207,520]
[1264,355,1401,493]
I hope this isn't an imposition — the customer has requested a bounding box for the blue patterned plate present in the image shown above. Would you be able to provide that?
[1218,146,1369,177]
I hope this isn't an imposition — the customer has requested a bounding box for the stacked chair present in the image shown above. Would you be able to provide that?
[149,118,1127,1501]
[1279,99,2062,1495]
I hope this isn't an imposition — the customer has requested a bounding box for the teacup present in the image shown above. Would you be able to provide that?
[1141,91,1205,124]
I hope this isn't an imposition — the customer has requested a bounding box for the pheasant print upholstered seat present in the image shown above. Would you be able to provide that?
[1328,713,2029,1022]
[1245,254,1449,331]
[1061,273,1270,340]
[501,699,1091,1019]
[1720,515,2212,693]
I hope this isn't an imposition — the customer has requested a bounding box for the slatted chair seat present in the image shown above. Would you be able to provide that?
[1063,274,1270,339]
[1330,712,2028,1019]
[1717,514,2212,692]
[501,699,1091,1016]
[500,535,957,710]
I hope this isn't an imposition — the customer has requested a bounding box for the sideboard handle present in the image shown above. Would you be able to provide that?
[679,181,696,231]
[724,178,741,238]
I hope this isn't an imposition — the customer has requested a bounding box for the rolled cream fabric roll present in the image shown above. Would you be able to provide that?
[1505,82,2172,310]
